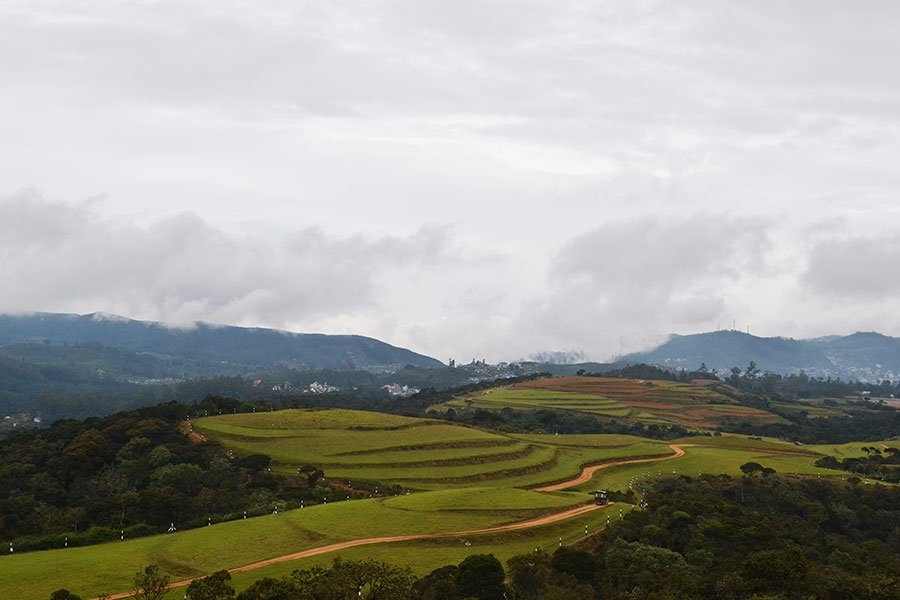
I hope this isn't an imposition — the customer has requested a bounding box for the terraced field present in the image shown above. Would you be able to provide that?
[193,409,673,490]
[572,434,851,492]
[439,376,783,428]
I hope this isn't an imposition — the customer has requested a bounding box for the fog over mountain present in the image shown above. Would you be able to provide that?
[625,330,900,382]
[0,312,442,372]
[3,2,900,361]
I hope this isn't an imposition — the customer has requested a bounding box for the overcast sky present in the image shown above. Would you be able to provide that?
[3,1,900,362]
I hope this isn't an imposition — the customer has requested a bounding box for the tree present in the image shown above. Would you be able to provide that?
[740,462,765,476]
[132,565,170,600]
[507,551,551,598]
[456,554,506,600]
[235,578,297,600]
[601,539,694,598]
[414,565,461,600]
[236,454,272,472]
[297,465,325,488]
[745,361,760,380]
[185,570,235,600]
[551,547,596,585]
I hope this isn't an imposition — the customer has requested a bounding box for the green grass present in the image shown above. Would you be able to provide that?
[194,409,673,490]
[807,439,900,457]
[159,503,629,599]
[0,488,591,600]
[573,444,843,492]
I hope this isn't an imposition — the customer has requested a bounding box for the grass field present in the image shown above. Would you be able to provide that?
[0,487,595,599]
[437,377,783,428]
[193,409,673,490]
[4,408,870,600]
[808,438,900,457]
[575,444,839,492]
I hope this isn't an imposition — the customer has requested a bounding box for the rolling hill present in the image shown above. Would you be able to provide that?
[623,330,900,381]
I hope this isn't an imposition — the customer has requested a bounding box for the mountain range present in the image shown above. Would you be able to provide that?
[0,312,442,374]
[623,330,900,381]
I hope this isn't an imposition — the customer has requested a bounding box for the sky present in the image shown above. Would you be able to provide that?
[2,1,900,362]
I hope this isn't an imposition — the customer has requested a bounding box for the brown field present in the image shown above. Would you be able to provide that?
[503,377,783,428]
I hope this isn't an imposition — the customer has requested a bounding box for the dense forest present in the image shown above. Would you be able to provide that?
[61,474,899,600]
[0,401,357,551]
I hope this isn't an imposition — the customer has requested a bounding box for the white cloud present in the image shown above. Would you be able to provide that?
[0,192,461,332]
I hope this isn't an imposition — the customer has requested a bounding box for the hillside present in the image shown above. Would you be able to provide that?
[2,404,854,599]
[438,376,783,430]
[623,330,900,381]
[0,312,442,372]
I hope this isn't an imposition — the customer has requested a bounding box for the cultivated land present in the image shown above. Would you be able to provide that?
[437,376,784,428]
[193,409,674,490]
[6,405,884,599]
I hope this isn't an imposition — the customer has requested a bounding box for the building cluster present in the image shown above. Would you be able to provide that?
[305,381,340,394]
[382,383,420,397]
[1,413,41,435]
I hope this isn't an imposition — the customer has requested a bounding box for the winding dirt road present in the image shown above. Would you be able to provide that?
[99,445,685,599]
[536,444,686,492]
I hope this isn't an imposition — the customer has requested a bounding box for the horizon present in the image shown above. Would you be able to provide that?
[2,308,897,364]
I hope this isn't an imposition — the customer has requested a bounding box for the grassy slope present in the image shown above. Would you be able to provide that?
[161,503,629,599]
[437,377,783,428]
[574,437,846,492]
[193,409,672,490]
[0,488,587,600]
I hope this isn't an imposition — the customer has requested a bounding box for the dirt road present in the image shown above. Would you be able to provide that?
[535,444,686,492]
[99,445,685,599]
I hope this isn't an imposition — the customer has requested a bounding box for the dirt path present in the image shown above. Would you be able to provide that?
[100,504,602,599]
[535,444,686,492]
[98,445,685,599]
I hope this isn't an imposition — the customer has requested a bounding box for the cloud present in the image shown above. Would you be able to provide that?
[7,190,900,362]
[804,234,900,298]
[517,215,773,355]
[0,191,459,329]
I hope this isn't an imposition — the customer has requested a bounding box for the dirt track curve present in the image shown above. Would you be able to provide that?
[99,444,685,599]
[536,444,686,492]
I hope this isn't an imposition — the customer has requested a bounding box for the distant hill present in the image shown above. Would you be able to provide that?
[0,312,443,372]
[623,330,900,381]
